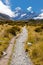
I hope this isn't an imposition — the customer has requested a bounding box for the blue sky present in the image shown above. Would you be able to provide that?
[0,0,43,17]
[9,0,43,13]
[2,0,43,13]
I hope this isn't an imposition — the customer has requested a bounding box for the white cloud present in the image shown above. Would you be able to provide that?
[27,6,33,13]
[5,0,9,5]
[0,0,14,17]
[21,13,26,18]
[27,6,32,11]
[15,7,21,11]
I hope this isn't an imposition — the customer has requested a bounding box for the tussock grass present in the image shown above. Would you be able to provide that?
[25,25,43,65]
[0,24,22,58]
[0,37,9,58]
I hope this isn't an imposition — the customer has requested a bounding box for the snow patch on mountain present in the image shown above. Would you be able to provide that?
[15,7,21,12]
[34,13,43,19]
[20,13,26,18]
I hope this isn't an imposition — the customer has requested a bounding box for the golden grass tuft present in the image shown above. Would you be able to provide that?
[25,25,43,65]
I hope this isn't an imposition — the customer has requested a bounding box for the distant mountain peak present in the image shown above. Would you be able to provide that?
[12,9,37,20]
[0,13,10,20]
[34,12,43,20]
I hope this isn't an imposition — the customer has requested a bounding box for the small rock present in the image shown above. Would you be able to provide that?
[3,51,7,56]
[27,42,32,46]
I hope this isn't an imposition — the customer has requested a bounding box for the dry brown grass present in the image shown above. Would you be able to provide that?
[0,24,22,58]
[25,25,43,65]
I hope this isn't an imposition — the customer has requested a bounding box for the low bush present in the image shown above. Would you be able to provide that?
[35,28,42,32]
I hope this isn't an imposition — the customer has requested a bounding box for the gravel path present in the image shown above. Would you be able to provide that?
[0,37,15,65]
[10,26,33,65]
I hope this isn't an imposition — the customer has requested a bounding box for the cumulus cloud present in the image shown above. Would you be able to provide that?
[15,7,21,11]
[27,6,33,13]
[0,0,14,17]
[27,6,32,11]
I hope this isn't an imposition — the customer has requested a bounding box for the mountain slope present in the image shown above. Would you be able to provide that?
[0,13,10,20]
[0,9,43,20]
[12,10,37,20]
[34,13,43,20]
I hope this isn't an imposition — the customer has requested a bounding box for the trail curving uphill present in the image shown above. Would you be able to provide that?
[10,26,33,65]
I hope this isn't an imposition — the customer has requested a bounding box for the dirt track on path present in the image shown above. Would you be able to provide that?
[10,26,33,65]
